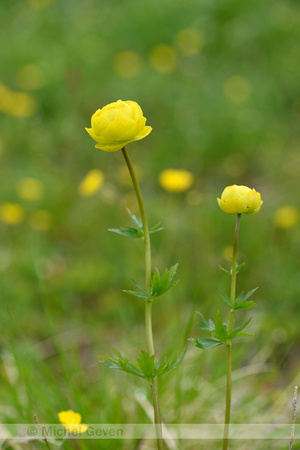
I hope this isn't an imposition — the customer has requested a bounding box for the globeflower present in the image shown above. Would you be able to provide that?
[58,410,88,434]
[159,169,194,193]
[217,185,262,215]
[85,100,152,152]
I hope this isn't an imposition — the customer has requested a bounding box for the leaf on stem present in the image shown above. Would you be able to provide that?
[228,318,253,339]
[108,227,143,238]
[211,310,228,343]
[123,278,150,299]
[191,337,223,350]
[100,348,145,378]
[151,264,179,298]
[196,312,215,332]
[234,287,258,310]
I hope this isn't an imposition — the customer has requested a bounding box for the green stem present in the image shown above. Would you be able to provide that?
[222,214,241,450]
[121,147,164,450]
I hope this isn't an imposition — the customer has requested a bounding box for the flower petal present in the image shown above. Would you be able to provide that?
[102,117,135,142]
[91,115,110,135]
[134,126,152,141]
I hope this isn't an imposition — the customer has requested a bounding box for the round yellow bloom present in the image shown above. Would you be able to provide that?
[159,169,194,193]
[274,206,299,229]
[149,45,177,73]
[58,410,88,434]
[217,185,263,215]
[0,203,25,225]
[16,178,44,201]
[113,51,142,78]
[86,100,152,152]
[78,169,104,196]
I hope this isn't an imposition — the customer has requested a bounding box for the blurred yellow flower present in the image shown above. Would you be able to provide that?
[218,185,262,215]
[159,169,194,193]
[86,100,152,152]
[274,206,299,229]
[58,410,88,434]
[16,178,44,201]
[222,246,234,261]
[10,92,38,117]
[113,51,142,78]
[29,210,52,231]
[149,45,177,73]
[224,76,251,103]
[174,28,204,56]
[0,203,25,225]
[16,64,44,91]
[78,169,104,196]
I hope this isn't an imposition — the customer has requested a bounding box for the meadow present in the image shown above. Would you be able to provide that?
[0,0,300,448]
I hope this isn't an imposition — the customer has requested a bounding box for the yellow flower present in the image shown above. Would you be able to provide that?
[0,203,25,225]
[174,28,204,56]
[16,178,44,201]
[274,206,299,229]
[78,169,104,196]
[58,410,88,434]
[86,100,152,152]
[149,45,177,73]
[113,51,142,78]
[159,169,194,193]
[217,185,263,215]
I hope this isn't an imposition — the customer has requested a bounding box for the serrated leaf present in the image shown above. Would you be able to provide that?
[132,279,149,296]
[123,289,149,299]
[196,312,215,332]
[221,294,233,307]
[193,337,223,350]
[108,227,143,238]
[99,349,145,379]
[155,349,187,377]
[228,318,252,339]
[151,264,179,298]
[234,299,256,310]
[211,310,228,343]
[136,351,156,380]
[126,208,143,231]
[240,287,258,302]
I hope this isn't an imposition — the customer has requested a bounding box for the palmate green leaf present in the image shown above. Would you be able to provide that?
[228,318,252,339]
[126,208,143,231]
[123,278,150,299]
[100,348,145,379]
[234,287,258,310]
[108,226,143,238]
[211,310,228,343]
[155,349,187,377]
[191,337,223,350]
[151,263,179,298]
[136,351,156,380]
[196,312,215,332]
[221,294,233,308]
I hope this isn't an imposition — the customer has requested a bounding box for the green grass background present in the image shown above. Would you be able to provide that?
[0,0,300,448]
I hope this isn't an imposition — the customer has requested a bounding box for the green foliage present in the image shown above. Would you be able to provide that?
[219,262,245,276]
[192,311,253,350]
[222,288,258,310]
[151,264,179,298]
[100,349,186,381]
[108,209,164,239]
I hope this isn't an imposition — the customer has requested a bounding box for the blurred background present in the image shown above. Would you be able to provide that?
[0,0,300,448]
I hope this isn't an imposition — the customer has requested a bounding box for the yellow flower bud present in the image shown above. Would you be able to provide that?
[85,100,152,152]
[217,185,263,215]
